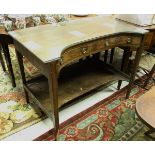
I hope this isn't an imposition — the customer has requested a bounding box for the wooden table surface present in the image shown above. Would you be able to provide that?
[9,15,148,63]
[136,86,155,128]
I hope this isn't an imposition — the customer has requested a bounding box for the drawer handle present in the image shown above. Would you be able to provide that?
[105,40,109,47]
[127,37,132,43]
[81,47,88,54]
[60,58,63,64]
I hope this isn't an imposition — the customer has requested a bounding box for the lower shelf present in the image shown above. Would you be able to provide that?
[26,59,123,114]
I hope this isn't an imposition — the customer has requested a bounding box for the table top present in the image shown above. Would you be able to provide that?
[136,86,155,128]
[9,15,148,63]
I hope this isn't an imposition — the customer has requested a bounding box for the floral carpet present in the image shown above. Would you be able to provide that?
[0,47,44,140]
[35,84,152,141]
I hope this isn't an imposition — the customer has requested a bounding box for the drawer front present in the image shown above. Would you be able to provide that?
[59,35,142,67]
[102,36,141,47]
[61,44,92,63]
[60,40,105,65]
[91,36,141,55]
[144,32,154,49]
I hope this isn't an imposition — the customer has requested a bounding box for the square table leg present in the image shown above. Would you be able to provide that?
[47,62,59,140]
[0,46,6,71]
[15,49,29,103]
[16,49,59,140]
[117,47,132,90]
[2,43,16,87]
[110,48,115,63]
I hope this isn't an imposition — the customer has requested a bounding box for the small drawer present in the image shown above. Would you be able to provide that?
[61,39,106,65]
[61,44,91,65]
[105,36,141,46]
[144,32,154,48]
[127,36,141,45]
[59,35,142,68]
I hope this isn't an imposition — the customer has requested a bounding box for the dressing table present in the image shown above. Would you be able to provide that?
[9,16,148,139]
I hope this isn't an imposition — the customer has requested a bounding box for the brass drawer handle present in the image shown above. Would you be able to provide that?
[127,37,132,43]
[81,47,88,54]
[105,40,109,47]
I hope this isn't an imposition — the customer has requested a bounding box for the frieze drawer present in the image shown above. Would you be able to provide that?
[60,35,141,66]
[60,40,104,65]
[102,36,141,47]
[61,45,91,64]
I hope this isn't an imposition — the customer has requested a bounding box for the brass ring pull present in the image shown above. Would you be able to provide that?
[105,40,109,47]
[127,37,132,43]
[81,47,87,54]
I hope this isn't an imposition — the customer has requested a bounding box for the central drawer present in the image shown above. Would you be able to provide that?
[59,35,141,68]
[60,39,104,66]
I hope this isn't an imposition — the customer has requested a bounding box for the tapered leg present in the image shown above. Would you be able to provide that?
[48,62,59,140]
[0,48,6,71]
[15,49,29,103]
[117,47,131,90]
[110,48,115,63]
[2,43,16,87]
[104,50,108,64]
[126,36,145,99]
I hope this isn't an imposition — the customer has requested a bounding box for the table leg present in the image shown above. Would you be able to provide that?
[104,50,108,64]
[48,62,59,140]
[15,49,29,103]
[126,36,145,99]
[110,48,115,63]
[0,47,6,71]
[117,47,131,90]
[2,43,16,87]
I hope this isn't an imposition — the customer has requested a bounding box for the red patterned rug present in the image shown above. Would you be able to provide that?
[34,85,147,141]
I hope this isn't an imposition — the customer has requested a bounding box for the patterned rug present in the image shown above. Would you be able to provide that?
[34,85,148,141]
[0,47,44,140]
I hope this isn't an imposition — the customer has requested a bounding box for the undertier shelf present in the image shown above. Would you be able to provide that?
[26,59,122,112]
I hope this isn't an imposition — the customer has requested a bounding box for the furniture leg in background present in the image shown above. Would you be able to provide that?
[117,47,132,90]
[1,43,16,87]
[104,48,115,64]
[0,44,6,71]
[126,36,146,99]
[110,48,115,63]
[15,50,29,103]
[47,62,59,140]
[104,50,109,64]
